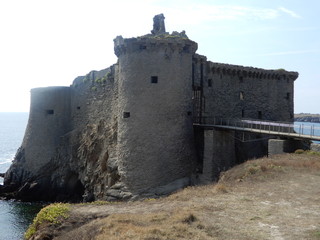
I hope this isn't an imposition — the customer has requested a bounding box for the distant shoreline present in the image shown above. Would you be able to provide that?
[294,113,320,123]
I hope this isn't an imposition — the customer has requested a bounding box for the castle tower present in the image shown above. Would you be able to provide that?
[114,15,198,195]
[21,87,71,177]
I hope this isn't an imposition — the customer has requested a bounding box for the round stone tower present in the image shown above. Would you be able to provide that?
[114,15,198,195]
[22,87,71,175]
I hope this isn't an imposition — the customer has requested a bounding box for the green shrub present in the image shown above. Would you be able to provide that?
[306,150,320,156]
[25,203,70,240]
[294,149,305,154]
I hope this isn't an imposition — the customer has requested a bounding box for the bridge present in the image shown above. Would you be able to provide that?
[193,117,320,141]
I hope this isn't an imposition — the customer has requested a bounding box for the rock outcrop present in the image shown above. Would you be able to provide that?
[1,67,119,201]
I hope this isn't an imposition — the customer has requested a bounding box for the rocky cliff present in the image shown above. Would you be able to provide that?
[1,67,125,202]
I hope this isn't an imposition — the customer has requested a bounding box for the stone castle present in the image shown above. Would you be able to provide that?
[2,14,298,202]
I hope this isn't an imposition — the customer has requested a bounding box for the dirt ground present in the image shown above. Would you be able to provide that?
[31,154,320,240]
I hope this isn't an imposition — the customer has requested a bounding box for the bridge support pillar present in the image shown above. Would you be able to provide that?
[268,139,309,156]
[200,129,236,182]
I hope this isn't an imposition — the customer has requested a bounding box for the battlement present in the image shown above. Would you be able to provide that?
[114,35,197,57]
[207,62,299,81]
[31,86,70,93]
[114,13,197,57]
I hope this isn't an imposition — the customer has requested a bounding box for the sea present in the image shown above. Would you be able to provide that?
[0,113,43,240]
[0,113,320,239]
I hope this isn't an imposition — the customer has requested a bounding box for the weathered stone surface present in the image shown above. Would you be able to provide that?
[152,177,190,196]
[311,143,320,152]
[151,13,166,35]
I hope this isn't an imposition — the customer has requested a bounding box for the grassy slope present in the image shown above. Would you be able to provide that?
[27,153,320,240]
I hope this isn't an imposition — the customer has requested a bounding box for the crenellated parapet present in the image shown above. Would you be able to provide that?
[114,35,198,57]
[207,62,299,81]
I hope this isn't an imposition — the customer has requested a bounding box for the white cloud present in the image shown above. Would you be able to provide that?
[278,7,301,19]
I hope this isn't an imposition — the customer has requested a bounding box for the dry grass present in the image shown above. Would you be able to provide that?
[219,153,320,184]
[30,154,320,240]
[93,154,320,240]
[166,182,228,202]
[95,211,207,240]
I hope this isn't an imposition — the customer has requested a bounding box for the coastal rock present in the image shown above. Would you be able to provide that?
[311,143,320,152]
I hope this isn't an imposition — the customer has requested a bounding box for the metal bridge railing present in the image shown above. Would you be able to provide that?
[194,116,320,139]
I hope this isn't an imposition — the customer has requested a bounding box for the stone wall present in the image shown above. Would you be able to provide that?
[21,87,71,177]
[310,143,320,152]
[199,128,236,183]
[201,62,297,122]
[268,139,309,156]
[68,66,120,201]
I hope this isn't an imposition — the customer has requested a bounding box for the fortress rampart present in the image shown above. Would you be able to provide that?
[2,14,299,202]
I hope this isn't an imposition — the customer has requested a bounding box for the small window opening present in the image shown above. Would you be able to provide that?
[123,112,130,118]
[183,45,190,52]
[239,76,243,83]
[258,111,262,119]
[77,106,81,110]
[46,109,54,115]
[208,79,212,87]
[286,92,290,100]
[187,111,192,116]
[240,91,244,100]
[290,113,293,119]
[241,109,245,118]
[151,76,158,83]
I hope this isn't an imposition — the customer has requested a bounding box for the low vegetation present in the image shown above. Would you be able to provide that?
[26,153,320,240]
[25,203,70,240]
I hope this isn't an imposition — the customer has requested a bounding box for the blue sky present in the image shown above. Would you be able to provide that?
[0,0,319,113]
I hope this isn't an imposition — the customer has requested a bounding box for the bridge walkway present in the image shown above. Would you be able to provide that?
[193,117,320,141]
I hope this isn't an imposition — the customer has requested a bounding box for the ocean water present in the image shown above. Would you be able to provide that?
[0,112,43,240]
[0,113,29,177]
[294,121,320,143]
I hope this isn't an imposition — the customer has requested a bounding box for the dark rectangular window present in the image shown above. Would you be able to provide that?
[77,106,81,110]
[286,92,290,100]
[241,109,245,118]
[123,112,130,118]
[46,109,54,115]
[151,76,158,83]
[239,76,243,83]
[208,79,212,87]
[258,111,262,119]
